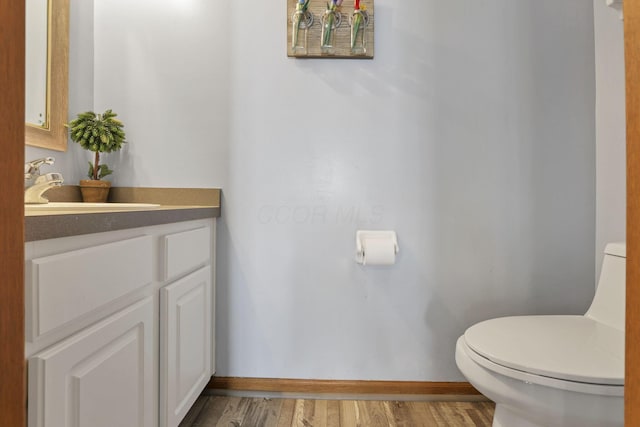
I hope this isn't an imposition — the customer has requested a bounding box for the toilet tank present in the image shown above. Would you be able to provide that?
[585,242,626,331]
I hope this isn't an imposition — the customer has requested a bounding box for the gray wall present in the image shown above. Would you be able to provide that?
[594,0,626,280]
[31,0,597,381]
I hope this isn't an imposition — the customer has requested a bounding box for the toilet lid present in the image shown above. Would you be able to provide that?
[463,315,624,385]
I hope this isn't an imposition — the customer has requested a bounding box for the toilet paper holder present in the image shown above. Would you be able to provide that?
[355,230,399,264]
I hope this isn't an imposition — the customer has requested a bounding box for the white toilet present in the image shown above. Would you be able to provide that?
[455,243,625,427]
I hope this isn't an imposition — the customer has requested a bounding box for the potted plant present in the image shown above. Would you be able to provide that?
[67,109,127,202]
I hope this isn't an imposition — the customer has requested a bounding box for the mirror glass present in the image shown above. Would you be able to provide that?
[25,0,48,126]
[25,0,69,151]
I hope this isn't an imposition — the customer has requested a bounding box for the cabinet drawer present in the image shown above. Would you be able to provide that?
[26,236,153,341]
[162,227,210,281]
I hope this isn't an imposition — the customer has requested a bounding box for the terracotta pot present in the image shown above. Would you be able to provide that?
[79,180,111,203]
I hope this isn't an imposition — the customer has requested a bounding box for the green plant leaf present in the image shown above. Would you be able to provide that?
[87,161,94,179]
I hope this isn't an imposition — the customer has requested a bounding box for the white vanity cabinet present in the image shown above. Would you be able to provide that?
[160,227,213,427]
[25,218,216,427]
[28,297,155,427]
[161,267,211,427]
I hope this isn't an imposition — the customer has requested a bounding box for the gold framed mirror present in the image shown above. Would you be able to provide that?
[25,0,69,151]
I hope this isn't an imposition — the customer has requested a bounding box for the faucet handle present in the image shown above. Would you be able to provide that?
[34,172,64,185]
[25,157,55,176]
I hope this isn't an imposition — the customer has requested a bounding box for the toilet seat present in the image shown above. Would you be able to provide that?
[462,315,624,395]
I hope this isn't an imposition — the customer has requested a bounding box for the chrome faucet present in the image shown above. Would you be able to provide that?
[25,157,64,204]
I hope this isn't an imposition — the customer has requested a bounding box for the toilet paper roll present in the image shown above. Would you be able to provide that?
[362,238,396,265]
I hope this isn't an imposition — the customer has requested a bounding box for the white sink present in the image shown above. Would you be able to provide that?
[25,202,161,213]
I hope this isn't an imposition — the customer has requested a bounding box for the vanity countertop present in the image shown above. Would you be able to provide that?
[25,186,221,242]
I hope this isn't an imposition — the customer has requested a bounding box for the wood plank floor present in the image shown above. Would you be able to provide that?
[179,396,495,427]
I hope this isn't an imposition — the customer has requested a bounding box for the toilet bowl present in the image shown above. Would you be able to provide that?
[455,243,625,427]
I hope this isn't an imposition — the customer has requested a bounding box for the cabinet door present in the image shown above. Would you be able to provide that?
[28,297,155,427]
[160,266,212,427]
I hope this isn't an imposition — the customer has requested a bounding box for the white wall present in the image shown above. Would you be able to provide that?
[40,0,596,381]
[594,0,626,279]
[215,0,596,380]
[92,0,230,187]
